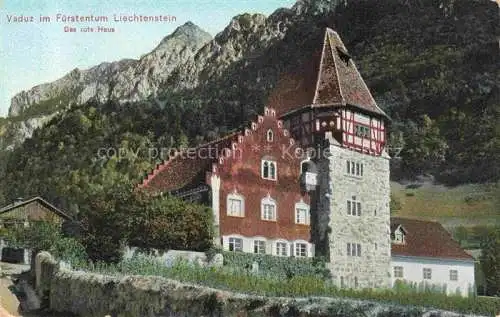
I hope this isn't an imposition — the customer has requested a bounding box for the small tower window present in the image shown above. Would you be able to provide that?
[267,129,274,142]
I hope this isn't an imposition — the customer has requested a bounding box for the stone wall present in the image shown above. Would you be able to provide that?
[33,252,489,317]
[316,134,392,289]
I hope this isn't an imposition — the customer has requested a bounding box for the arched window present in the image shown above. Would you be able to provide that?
[266,129,274,142]
[295,200,310,225]
[227,192,244,217]
[261,196,277,221]
[261,159,277,180]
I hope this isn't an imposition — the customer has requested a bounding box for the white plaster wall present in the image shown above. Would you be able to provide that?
[391,256,476,297]
[221,235,314,258]
[210,175,221,247]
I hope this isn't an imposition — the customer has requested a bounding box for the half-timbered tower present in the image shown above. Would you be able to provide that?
[268,28,392,288]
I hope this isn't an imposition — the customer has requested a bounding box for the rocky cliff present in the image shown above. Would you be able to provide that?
[8,21,212,118]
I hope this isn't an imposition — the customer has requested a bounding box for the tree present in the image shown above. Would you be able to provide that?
[479,227,500,296]
[3,221,87,264]
[390,193,402,214]
[78,180,134,263]
[128,190,214,252]
[400,115,448,177]
[453,226,468,247]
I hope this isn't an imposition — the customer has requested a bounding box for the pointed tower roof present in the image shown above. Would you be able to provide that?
[268,28,389,119]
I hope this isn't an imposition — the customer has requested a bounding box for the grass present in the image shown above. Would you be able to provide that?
[390,182,499,228]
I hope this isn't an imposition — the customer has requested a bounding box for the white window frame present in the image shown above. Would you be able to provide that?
[449,270,458,281]
[394,266,404,278]
[347,196,362,216]
[275,241,288,257]
[266,129,273,142]
[347,243,361,257]
[294,242,308,257]
[228,237,243,252]
[423,268,432,280]
[295,201,310,225]
[393,228,405,244]
[261,160,277,180]
[355,124,370,138]
[346,160,364,177]
[253,240,266,254]
[227,192,244,217]
[261,196,277,221]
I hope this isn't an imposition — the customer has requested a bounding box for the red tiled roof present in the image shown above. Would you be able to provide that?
[139,132,240,192]
[268,28,388,119]
[391,217,474,261]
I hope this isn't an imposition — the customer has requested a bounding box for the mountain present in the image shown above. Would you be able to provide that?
[0,0,498,208]
[8,21,212,118]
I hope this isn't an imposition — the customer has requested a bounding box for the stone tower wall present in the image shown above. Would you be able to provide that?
[315,134,391,289]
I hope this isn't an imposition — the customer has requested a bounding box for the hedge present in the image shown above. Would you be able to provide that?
[221,251,331,279]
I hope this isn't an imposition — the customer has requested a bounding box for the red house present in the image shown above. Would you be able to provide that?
[139,27,388,259]
[139,107,314,257]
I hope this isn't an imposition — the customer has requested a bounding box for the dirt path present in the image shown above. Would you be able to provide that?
[0,277,20,316]
[0,263,29,317]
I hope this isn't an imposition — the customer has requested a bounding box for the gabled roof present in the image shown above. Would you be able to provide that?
[390,217,474,261]
[138,132,240,192]
[0,196,72,220]
[390,223,407,234]
[267,28,389,119]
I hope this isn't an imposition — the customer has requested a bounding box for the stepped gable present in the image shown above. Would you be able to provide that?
[206,106,300,178]
[267,27,388,119]
[391,217,474,261]
[138,107,296,193]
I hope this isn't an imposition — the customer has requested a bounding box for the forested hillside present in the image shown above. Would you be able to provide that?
[0,0,498,210]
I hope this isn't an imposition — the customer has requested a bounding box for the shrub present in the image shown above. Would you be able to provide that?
[222,251,330,280]
[390,194,402,213]
[2,221,87,264]
[405,184,422,189]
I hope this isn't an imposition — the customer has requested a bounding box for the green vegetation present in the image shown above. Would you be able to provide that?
[8,89,81,123]
[80,182,214,263]
[390,182,499,228]
[480,228,500,296]
[69,255,500,316]
[221,251,330,280]
[2,221,87,264]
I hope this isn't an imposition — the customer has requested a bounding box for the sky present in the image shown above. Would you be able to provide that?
[0,0,296,117]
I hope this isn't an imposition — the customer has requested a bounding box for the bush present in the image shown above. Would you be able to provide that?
[128,191,214,252]
[405,184,422,189]
[2,221,87,264]
[390,194,402,213]
[222,251,331,280]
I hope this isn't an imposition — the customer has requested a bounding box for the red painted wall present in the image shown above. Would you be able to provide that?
[213,114,311,241]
